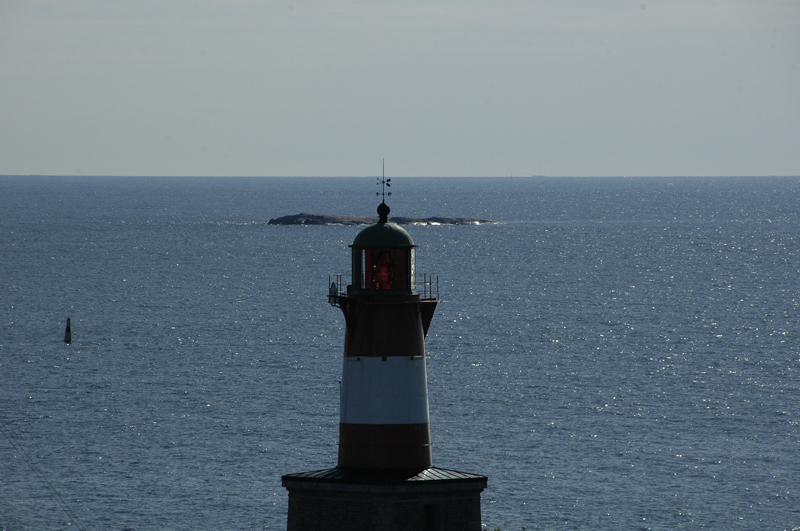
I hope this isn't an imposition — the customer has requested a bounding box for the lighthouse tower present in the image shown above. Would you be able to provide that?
[336,200,436,471]
[282,199,486,531]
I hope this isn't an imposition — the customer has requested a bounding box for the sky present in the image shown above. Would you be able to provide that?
[1,0,798,177]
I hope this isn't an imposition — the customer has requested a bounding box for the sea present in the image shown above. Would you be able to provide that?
[1,175,798,531]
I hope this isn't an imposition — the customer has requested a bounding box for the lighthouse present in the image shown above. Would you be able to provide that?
[282,196,486,531]
[336,200,436,471]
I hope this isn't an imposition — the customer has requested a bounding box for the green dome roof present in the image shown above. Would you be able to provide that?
[351,221,416,249]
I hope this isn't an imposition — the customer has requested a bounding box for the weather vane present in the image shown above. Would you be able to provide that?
[376,159,391,202]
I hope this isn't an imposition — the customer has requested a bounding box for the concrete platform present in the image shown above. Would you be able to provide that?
[281,467,487,531]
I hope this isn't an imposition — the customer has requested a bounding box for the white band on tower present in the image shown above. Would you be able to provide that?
[340,356,430,425]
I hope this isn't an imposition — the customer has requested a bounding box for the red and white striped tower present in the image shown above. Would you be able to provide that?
[330,201,438,471]
[283,197,485,531]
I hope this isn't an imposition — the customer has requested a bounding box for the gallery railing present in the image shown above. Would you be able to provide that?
[327,273,439,306]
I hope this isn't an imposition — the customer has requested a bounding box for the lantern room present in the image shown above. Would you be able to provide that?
[349,202,417,295]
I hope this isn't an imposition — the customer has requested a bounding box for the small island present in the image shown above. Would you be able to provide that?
[268,213,495,226]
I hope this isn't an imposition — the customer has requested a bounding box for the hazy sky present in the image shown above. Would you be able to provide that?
[1,0,798,177]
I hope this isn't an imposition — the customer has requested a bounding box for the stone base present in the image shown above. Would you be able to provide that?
[282,467,487,531]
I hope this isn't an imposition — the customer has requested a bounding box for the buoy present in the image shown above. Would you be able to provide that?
[64,318,72,344]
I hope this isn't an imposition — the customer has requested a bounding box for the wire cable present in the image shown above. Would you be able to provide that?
[1,419,89,531]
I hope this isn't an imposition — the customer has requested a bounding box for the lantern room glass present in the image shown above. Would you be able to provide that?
[363,248,407,290]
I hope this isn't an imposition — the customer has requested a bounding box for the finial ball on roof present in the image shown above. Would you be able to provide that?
[377,202,390,223]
